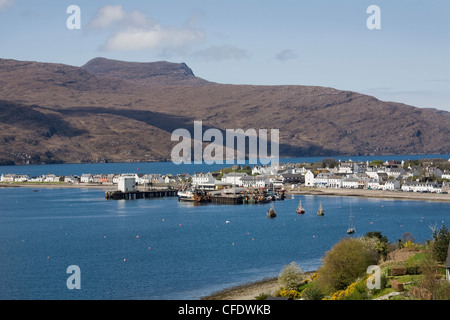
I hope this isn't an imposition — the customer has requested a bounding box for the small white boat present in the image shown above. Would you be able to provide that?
[177,188,196,202]
[347,204,356,234]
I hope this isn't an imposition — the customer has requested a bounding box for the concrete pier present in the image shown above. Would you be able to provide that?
[105,189,178,200]
[210,195,244,205]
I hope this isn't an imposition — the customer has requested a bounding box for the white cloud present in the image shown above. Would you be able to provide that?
[89,5,153,30]
[0,0,14,12]
[90,5,204,52]
[89,5,125,29]
[275,49,298,62]
[192,45,249,62]
[103,26,204,52]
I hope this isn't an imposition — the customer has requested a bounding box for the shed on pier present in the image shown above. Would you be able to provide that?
[118,176,136,192]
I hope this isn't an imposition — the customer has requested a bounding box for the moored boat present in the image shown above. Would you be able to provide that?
[178,188,196,202]
[347,204,356,234]
[296,200,305,214]
[317,203,324,216]
[194,190,211,203]
[267,205,276,218]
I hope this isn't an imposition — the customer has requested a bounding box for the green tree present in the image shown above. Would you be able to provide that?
[370,160,384,167]
[365,231,388,244]
[316,238,379,294]
[419,253,441,299]
[301,282,325,300]
[365,231,389,260]
[431,223,450,263]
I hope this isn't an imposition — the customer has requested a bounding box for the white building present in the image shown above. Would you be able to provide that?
[221,172,248,186]
[401,182,441,193]
[1,174,16,182]
[338,161,362,174]
[328,175,344,188]
[342,178,360,189]
[192,173,216,186]
[305,170,316,187]
[315,172,332,187]
[113,175,121,184]
[386,168,404,178]
[278,173,303,185]
[43,174,63,182]
[118,176,136,192]
[64,176,79,184]
[164,175,177,184]
[384,180,400,191]
[1,174,30,182]
[30,176,44,182]
[367,180,381,190]
[241,176,269,188]
[150,174,165,184]
[80,174,93,183]
[442,171,450,180]
[252,164,282,176]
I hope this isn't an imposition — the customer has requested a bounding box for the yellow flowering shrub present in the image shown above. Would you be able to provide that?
[328,276,370,300]
[310,273,319,280]
[276,288,300,299]
[403,240,417,249]
[330,282,358,300]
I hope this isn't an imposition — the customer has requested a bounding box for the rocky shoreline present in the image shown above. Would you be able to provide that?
[201,278,280,300]
[201,272,317,300]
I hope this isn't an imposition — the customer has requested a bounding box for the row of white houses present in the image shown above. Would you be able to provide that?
[190,171,304,190]
[0,173,63,183]
[303,170,449,192]
[0,173,189,185]
[401,182,444,193]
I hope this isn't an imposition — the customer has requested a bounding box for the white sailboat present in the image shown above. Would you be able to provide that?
[317,203,324,216]
[347,204,356,234]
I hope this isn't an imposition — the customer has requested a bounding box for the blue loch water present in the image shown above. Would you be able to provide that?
[0,186,449,300]
[1,154,449,177]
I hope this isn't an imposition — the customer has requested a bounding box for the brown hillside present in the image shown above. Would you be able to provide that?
[0,57,449,164]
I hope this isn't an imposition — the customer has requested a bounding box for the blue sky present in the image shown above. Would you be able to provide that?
[0,0,449,111]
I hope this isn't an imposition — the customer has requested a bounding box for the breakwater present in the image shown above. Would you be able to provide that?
[105,189,178,200]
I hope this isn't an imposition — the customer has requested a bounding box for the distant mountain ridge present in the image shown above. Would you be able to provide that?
[0,57,449,165]
[81,57,210,86]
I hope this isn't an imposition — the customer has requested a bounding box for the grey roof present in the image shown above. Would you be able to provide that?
[241,176,268,181]
[222,172,248,177]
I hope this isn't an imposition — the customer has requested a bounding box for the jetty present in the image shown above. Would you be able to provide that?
[105,189,177,200]
[210,194,244,205]
[209,189,285,205]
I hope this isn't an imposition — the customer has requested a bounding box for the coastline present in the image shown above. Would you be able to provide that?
[201,271,316,300]
[201,278,280,300]
[287,188,450,203]
[2,182,450,203]
[0,182,117,190]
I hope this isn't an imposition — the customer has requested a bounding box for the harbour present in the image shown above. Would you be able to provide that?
[1,156,450,300]
[177,186,286,205]
[0,185,448,300]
